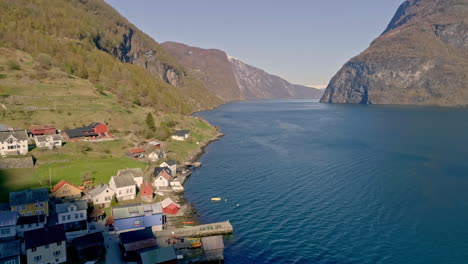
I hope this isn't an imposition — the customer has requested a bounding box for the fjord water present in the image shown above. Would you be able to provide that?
[186,100,468,264]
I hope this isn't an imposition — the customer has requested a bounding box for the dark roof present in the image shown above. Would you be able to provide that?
[56,200,88,214]
[202,236,225,251]
[0,211,18,227]
[64,127,98,138]
[0,130,28,142]
[64,123,105,138]
[153,167,172,177]
[140,246,177,264]
[0,240,20,259]
[88,122,104,128]
[111,174,135,188]
[163,160,177,166]
[17,214,46,225]
[24,225,66,249]
[72,232,104,250]
[120,228,154,245]
[9,188,49,206]
[172,130,190,136]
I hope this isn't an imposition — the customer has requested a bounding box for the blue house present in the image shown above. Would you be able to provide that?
[112,203,165,233]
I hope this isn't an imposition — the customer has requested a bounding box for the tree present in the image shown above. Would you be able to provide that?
[146,112,156,131]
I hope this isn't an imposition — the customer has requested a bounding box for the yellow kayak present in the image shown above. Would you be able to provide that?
[211,197,221,201]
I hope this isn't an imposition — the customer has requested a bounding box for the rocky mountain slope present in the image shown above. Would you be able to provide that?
[320,0,468,106]
[162,42,323,101]
[161,42,241,101]
[228,56,323,100]
[0,0,222,113]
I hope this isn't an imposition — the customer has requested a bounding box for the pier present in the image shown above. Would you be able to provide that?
[155,221,233,238]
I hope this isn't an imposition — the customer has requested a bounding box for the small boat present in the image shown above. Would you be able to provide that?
[211,197,222,201]
[182,221,194,224]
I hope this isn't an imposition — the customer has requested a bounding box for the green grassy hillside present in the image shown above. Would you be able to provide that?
[0,0,222,113]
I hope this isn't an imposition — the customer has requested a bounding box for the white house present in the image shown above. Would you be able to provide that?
[171,130,190,141]
[117,168,144,187]
[159,160,177,176]
[56,200,88,239]
[24,225,67,264]
[109,175,136,201]
[152,167,172,190]
[0,130,28,156]
[88,184,114,208]
[34,134,62,149]
[147,149,165,162]
[0,211,18,239]
[170,179,184,192]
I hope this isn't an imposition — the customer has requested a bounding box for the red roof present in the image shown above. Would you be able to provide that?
[163,204,179,215]
[156,170,172,181]
[129,148,145,154]
[51,179,81,193]
[140,182,154,196]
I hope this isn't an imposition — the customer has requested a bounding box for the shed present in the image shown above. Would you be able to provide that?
[127,148,146,159]
[72,232,105,261]
[201,236,224,260]
[163,204,179,215]
[120,228,157,262]
[139,246,177,264]
[140,182,154,202]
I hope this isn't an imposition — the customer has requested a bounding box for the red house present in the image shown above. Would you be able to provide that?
[140,182,154,202]
[30,124,57,135]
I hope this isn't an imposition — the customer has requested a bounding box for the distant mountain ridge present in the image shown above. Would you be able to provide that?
[321,0,468,106]
[162,42,323,102]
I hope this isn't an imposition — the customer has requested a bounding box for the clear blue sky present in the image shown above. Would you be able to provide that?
[105,0,403,88]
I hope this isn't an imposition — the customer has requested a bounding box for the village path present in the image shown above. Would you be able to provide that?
[102,227,125,264]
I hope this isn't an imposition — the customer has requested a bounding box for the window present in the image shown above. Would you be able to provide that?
[27,211,32,216]
[33,255,42,262]
[67,215,71,220]
[45,244,49,249]
[57,241,62,246]
[62,216,66,221]
[95,198,99,203]
[5,259,15,264]
[53,250,61,256]
[75,214,79,219]
[70,207,74,211]
[31,247,37,252]
[80,213,84,218]
[0,228,11,235]
[134,220,141,226]
[119,190,122,195]
[36,210,44,215]
[28,224,32,228]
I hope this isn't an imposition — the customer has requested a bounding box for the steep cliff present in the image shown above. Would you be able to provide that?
[162,42,323,101]
[161,42,240,101]
[321,0,468,106]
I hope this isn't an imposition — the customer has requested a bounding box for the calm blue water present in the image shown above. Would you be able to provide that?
[186,100,468,264]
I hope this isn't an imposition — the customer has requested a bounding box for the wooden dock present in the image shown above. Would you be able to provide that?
[155,221,233,238]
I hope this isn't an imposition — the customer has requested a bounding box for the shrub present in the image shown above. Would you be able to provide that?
[7,60,21,70]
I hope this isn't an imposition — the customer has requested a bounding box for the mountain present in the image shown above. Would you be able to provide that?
[0,0,222,114]
[161,42,240,101]
[320,0,468,106]
[228,56,323,100]
[162,42,323,101]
